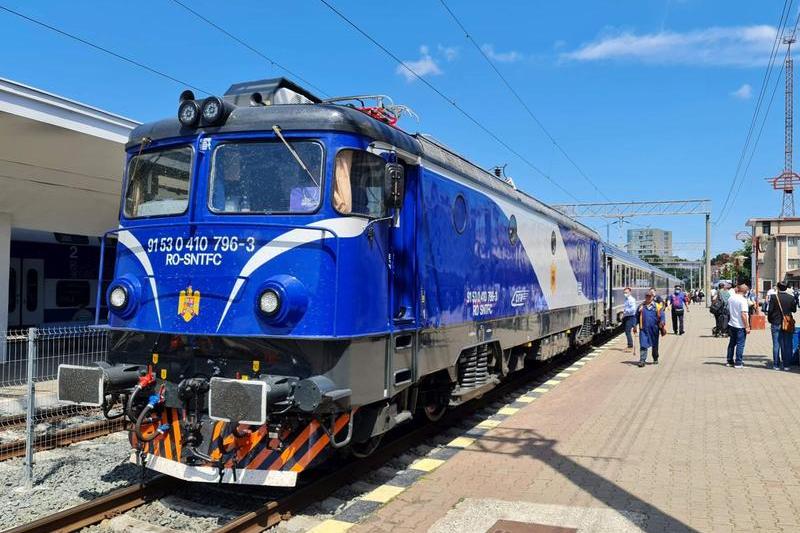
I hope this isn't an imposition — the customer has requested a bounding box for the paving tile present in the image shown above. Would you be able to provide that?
[349,314,800,533]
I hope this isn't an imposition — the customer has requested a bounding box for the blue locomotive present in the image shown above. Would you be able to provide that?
[57,79,677,486]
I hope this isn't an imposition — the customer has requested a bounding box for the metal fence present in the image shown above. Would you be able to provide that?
[0,326,121,487]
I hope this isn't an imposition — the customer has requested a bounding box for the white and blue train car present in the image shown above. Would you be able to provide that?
[602,243,680,324]
[57,78,673,486]
[8,231,114,329]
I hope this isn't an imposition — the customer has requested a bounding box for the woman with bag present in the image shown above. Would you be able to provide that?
[766,282,797,370]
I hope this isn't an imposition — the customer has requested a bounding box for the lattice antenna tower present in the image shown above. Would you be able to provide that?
[768,35,800,217]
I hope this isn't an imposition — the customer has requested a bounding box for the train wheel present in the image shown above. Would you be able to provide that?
[423,399,448,422]
[350,434,383,458]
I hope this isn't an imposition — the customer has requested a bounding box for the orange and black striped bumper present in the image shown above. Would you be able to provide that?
[129,408,352,486]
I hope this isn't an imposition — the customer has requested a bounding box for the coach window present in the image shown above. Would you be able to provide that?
[125,145,192,218]
[56,281,91,308]
[25,268,37,312]
[333,150,387,218]
[8,268,15,313]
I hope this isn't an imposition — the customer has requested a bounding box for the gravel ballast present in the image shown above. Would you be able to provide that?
[0,432,142,530]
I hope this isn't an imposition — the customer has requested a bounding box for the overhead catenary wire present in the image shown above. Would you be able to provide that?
[167,0,329,98]
[715,0,795,224]
[438,0,611,202]
[0,4,211,95]
[317,0,581,202]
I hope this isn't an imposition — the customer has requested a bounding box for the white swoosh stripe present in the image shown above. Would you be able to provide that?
[216,217,369,331]
[117,230,162,327]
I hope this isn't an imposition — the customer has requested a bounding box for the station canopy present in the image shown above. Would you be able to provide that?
[0,77,138,236]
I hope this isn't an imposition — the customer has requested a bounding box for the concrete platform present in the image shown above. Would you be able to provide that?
[350,311,800,533]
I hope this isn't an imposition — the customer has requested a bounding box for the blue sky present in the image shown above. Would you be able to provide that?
[0,1,791,256]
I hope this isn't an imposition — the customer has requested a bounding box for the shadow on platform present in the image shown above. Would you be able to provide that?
[465,428,699,533]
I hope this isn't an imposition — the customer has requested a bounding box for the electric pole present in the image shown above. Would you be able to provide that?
[768,35,800,217]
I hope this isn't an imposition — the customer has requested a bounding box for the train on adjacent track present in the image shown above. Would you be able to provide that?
[57,78,679,487]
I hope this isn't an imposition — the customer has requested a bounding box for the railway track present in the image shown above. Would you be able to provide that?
[0,418,126,462]
[4,333,615,533]
[0,405,98,430]
[3,475,181,533]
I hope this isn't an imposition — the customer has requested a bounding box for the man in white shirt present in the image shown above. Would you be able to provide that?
[622,287,637,349]
[726,284,751,369]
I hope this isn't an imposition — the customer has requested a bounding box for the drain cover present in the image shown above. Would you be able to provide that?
[486,520,578,533]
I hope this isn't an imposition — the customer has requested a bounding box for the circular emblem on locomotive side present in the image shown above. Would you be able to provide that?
[550,231,557,255]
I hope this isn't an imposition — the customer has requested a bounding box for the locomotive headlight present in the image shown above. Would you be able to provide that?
[259,289,280,316]
[201,96,225,125]
[109,286,128,310]
[256,276,307,326]
[177,100,200,127]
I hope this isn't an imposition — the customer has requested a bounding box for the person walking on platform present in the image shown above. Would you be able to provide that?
[622,287,637,349]
[767,282,796,371]
[669,284,689,335]
[726,284,751,369]
[649,287,664,306]
[633,291,666,367]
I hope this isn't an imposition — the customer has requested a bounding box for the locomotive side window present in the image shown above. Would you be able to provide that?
[210,141,323,214]
[452,194,467,234]
[508,214,518,244]
[333,150,387,218]
[124,146,192,218]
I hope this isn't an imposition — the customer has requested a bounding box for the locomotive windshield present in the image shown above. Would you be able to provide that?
[124,146,192,218]
[209,141,323,214]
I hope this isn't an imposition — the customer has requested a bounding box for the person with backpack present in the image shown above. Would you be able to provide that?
[709,295,728,337]
[632,290,666,367]
[669,284,689,335]
[767,282,797,370]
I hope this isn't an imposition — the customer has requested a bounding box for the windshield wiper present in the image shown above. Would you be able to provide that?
[272,125,320,189]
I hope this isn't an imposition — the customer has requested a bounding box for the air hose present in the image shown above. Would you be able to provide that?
[126,385,142,423]
[134,392,168,442]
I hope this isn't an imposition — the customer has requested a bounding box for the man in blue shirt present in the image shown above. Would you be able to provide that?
[669,284,689,335]
[633,291,666,367]
[622,287,637,349]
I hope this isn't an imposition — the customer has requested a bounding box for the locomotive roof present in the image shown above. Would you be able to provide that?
[128,95,598,238]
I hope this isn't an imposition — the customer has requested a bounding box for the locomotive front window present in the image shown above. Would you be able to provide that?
[209,141,323,214]
[124,146,192,218]
[333,149,387,218]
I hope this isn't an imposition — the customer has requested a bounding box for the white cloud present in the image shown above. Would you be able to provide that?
[396,45,443,82]
[481,44,523,63]
[731,83,753,99]
[438,44,459,62]
[561,25,777,67]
